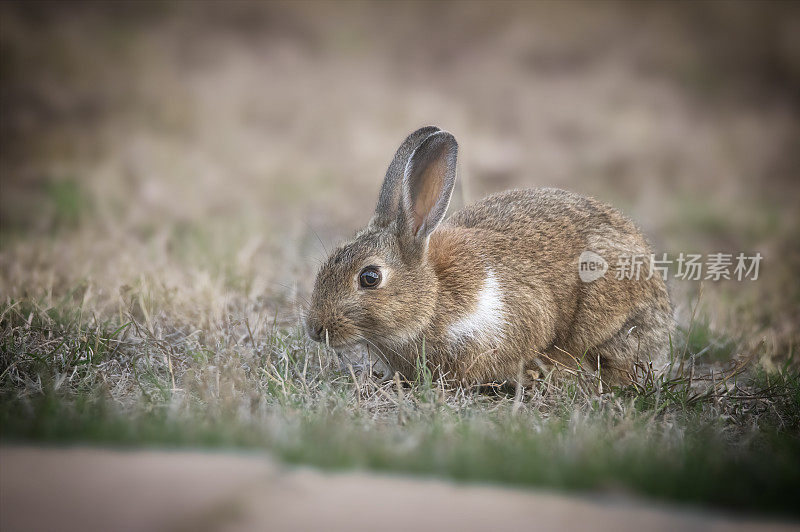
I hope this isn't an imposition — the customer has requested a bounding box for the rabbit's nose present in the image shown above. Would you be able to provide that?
[305,317,324,342]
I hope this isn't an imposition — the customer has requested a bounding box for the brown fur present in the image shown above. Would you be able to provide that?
[305,128,673,386]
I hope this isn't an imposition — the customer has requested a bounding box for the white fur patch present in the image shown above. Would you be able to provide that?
[447,269,506,345]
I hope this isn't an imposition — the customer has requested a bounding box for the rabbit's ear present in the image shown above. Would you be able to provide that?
[372,126,441,228]
[400,131,458,243]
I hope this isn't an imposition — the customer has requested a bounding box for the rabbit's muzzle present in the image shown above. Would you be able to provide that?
[306,320,324,342]
[304,313,325,342]
[304,308,354,348]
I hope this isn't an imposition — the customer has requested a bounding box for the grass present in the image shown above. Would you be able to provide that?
[678,316,740,364]
[1,297,799,518]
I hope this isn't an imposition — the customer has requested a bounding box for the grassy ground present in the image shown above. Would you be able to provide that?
[2,297,799,517]
[1,1,799,520]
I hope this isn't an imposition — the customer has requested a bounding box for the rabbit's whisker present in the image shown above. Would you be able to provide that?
[353,334,388,364]
[356,332,415,370]
[354,334,401,370]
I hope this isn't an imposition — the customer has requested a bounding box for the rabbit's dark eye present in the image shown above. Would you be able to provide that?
[359,266,382,289]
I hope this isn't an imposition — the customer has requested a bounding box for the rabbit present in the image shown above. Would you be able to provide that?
[304,126,673,386]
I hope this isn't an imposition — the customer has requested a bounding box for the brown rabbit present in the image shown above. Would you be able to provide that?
[305,126,673,386]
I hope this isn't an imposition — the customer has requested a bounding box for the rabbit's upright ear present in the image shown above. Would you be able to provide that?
[372,126,440,228]
[400,131,458,244]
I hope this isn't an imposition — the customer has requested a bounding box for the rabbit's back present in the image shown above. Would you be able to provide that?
[448,188,633,240]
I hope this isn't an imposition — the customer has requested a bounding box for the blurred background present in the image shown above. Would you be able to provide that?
[2,0,799,361]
